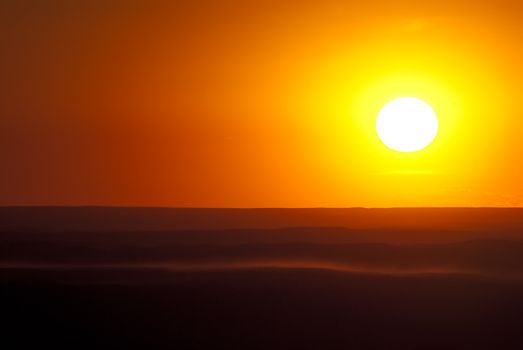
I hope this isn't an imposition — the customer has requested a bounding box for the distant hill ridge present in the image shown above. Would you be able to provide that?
[1,207,523,232]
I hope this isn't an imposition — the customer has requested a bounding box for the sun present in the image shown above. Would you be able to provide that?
[376,97,439,152]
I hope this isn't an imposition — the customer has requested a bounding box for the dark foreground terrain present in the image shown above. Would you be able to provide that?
[3,207,523,349]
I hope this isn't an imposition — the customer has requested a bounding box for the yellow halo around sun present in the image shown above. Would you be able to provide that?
[376,97,439,152]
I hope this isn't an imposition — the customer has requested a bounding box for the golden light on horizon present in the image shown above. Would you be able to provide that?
[376,97,439,152]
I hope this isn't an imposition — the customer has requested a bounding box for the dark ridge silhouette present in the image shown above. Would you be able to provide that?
[2,206,523,232]
[4,267,523,350]
[2,230,523,276]
[3,207,523,349]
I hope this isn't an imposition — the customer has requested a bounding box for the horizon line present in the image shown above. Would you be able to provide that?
[0,205,522,210]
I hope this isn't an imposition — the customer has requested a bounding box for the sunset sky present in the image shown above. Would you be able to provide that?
[2,0,523,207]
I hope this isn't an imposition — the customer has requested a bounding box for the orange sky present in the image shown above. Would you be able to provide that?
[2,0,523,207]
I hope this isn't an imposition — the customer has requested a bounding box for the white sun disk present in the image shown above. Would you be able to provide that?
[376,97,438,152]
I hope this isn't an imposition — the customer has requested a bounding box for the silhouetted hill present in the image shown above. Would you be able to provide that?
[2,206,523,233]
[4,267,523,350]
[2,229,523,277]
[3,207,523,349]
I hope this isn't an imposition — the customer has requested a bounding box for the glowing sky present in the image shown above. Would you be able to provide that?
[2,0,523,207]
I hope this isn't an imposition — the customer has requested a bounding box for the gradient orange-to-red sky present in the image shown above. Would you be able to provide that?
[2,0,523,207]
